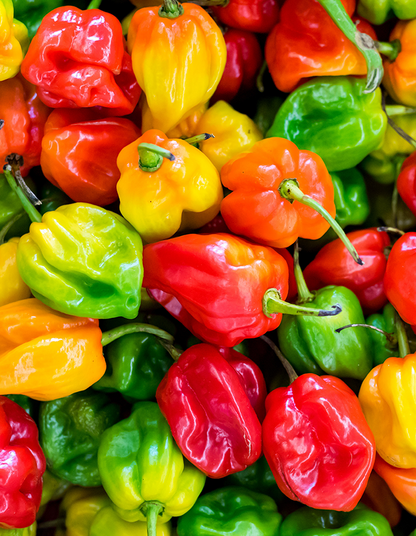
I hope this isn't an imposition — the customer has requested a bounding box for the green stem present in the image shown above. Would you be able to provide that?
[395,312,410,358]
[138,143,175,173]
[183,133,214,145]
[87,0,101,8]
[3,167,42,223]
[260,336,298,384]
[376,39,401,62]
[263,288,341,318]
[279,179,363,265]
[256,60,267,93]
[142,502,164,536]
[317,0,383,93]
[293,241,314,302]
[335,323,397,348]
[0,211,24,245]
[158,0,184,18]
[384,105,416,117]
[101,323,175,347]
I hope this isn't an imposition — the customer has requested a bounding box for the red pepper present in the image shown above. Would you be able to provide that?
[212,29,262,104]
[40,109,141,206]
[0,396,46,529]
[0,75,50,177]
[142,233,289,347]
[263,374,375,511]
[156,343,262,478]
[303,229,390,315]
[397,152,416,218]
[211,0,279,34]
[21,7,141,116]
[384,232,416,325]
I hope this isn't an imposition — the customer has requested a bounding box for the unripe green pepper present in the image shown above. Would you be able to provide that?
[367,303,400,366]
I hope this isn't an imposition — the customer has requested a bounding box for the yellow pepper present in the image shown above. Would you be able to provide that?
[117,129,223,243]
[0,0,28,81]
[196,100,263,171]
[0,237,31,307]
[359,354,416,469]
[127,0,226,133]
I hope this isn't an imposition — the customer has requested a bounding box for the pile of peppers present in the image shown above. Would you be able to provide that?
[4,0,416,533]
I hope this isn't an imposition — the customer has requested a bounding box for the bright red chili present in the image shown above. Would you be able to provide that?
[211,0,279,34]
[397,152,416,218]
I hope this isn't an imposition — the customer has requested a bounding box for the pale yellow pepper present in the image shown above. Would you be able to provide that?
[0,0,29,81]
[0,237,31,307]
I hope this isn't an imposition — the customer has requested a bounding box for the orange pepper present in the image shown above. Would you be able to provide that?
[374,454,416,516]
[0,298,106,401]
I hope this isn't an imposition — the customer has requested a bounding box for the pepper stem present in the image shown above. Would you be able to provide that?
[263,288,341,318]
[376,40,401,62]
[142,502,164,536]
[317,0,383,93]
[158,0,184,18]
[279,179,364,265]
[182,133,214,145]
[377,226,405,236]
[0,210,24,245]
[335,324,397,348]
[395,312,410,358]
[384,105,416,117]
[3,162,42,224]
[256,60,268,93]
[260,336,298,384]
[138,143,175,173]
[86,0,102,9]
[293,241,314,303]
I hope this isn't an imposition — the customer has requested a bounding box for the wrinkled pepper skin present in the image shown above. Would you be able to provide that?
[366,304,400,366]
[17,203,143,320]
[41,109,141,207]
[0,238,31,307]
[265,0,376,93]
[383,20,416,108]
[177,486,282,536]
[357,0,416,24]
[398,153,416,217]
[0,298,106,401]
[127,3,226,133]
[143,233,289,347]
[359,353,416,469]
[117,129,223,244]
[330,169,370,230]
[40,391,121,487]
[211,0,279,34]
[279,504,393,536]
[220,137,335,248]
[304,229,390,315]
[267,77,387,172]
[0,396,46,529]
[212,29,262,104]
[21,7,141,115]
[98,401,206,523]
[0,75,50,177]
[263,375,376,511]
[277,286,373,379]
[196,100,263,172]
[384,233,416,325]
[156,344,262,478]
[0,0,28,81]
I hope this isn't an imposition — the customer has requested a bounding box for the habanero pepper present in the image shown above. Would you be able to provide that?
[0,237,31,308]
[211,0,280,34]
[0,0,28,82]
[357,0,416,24]
[397,152,416,218]
[366,304,400,366]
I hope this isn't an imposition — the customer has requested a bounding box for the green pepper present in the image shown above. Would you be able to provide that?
[253,95,283,137]
[331,169,369,229]
[222,456,284,504]
[177,486,282,536]
[266,77,387,172]
[0,175,37,240]
[97,401,206,534]
[0,525,36,536]
[40,470,72,507]
[4,395,36,418]
[357,0,416,25]
[280,504,393,536]
[367,304,400,366]
[40,390,121,487]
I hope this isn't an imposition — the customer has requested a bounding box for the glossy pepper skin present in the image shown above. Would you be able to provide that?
[279,504,393,536]
[383,20,416,107]
[330,169,370,230]
[263,375,376,510]
[397,153,416,217]
[196,101,263,172]
[21,7,141,115]
[221,137,335,248]
[4,395,36,418]
[0,396,46,529]
[41,109,141,207]
[0,75,50,177]
[358,0,416,24]
[0,0,28,81]
[117,129,223,244]
[0,238,31,307]
[384,233,416,325]
[278,286,373,379]
[304,229,390,315]
[143,233,289,347]
[0,298,106,401]
[98,401,206,523]
[17,203,143,320]
[40,391,121,487]
[211,0,279,34]
[212,29,262,104]
[177,486,282,536]
[366,304,400,366]
[265,0,376,93]
[127,3,226,133]
[267,77,387,173]
[156,344,262,478]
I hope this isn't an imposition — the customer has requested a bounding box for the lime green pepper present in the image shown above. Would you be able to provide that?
[97,401,206,534]
[280,504,393,536]
[40,390,121,487]
[357,0,416,25]
[367,304,400,366]
[40,470,72,507]
[0,525,36,535]
[177,486,282,536]
[267,77,387,172]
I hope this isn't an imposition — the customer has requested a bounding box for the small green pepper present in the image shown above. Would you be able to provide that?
[331,169,369,229]
[367,303,400,366]
[357,0,416,25]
